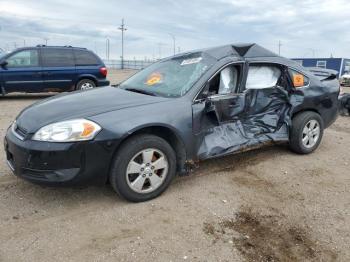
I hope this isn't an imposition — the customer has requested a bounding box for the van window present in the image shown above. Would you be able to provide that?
[74,50,99,66]
[41,49,74,67]
[6,50,39,67]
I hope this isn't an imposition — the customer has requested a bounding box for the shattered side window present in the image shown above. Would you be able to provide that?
[246,65,281,90]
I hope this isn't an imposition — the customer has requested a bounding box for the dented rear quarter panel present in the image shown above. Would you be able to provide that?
[290,76,340,128]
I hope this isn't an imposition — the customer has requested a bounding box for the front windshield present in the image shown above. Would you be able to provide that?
[119,52,215,97]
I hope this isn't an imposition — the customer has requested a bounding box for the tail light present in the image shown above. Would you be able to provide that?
[99,67,108,77]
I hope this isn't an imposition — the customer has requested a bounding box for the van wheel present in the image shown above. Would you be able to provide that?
[289,111,324,154]
[76,79,96,90]
[109,134,176,202]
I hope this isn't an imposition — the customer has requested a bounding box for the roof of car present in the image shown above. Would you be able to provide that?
[35,45,87,49]
[194,43,306,72]
[12,46,88,52]
[201,43,277,59]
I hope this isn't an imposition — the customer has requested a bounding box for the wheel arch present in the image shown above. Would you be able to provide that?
[108,125,188,182]
[292,108,321,120]
[289,108,323,140]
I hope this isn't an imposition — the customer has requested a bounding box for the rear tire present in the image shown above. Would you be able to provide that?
[109,134,176,202]
[289,111,324,154]
[76,79,96,90]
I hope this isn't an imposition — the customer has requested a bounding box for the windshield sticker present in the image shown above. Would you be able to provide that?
[145,72,163,86]
[181,57,202,66]
[293,74,304,87]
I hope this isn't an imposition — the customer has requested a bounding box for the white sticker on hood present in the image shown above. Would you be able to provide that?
[181,57,202,66]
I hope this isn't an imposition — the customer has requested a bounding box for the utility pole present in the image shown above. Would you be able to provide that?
[157,42,167,59]
[94,41,98,54]
[0,26,3,52]
[168,33,176,56]
[118,18,127,69]
[105,38,110,60]
[278,40,282,56]
[44,38,49,46]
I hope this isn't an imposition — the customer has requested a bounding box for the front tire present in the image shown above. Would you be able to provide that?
[289,111,324,154]
[109,134,176,202]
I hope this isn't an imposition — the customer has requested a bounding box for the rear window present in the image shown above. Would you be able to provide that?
[41,48,74,67]
[74,50,100,66]
[289,69,310,88]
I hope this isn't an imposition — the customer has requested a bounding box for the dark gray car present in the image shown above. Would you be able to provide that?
[4,44,340,202]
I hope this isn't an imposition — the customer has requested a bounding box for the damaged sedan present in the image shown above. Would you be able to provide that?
[4,44,341,202]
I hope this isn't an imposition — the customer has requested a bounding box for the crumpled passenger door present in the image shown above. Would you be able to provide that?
[193,64,292,160]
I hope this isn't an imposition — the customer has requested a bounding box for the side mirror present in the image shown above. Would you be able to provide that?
[0,61,8,68]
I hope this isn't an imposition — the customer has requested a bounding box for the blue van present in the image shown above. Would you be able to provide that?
[0,46,109,95]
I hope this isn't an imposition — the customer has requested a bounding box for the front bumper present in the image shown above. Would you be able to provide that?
[3,127,115,185]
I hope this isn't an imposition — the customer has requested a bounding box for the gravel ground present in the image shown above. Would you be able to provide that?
[0,70,349,261]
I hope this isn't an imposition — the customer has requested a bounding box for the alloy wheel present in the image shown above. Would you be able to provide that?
[80,82,94,90]
[302,119,320,148]
[126,148,169,194]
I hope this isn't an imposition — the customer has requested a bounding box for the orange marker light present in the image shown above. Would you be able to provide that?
[81,123,95,137]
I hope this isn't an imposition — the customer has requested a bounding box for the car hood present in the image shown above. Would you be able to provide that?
[16,86,170,133]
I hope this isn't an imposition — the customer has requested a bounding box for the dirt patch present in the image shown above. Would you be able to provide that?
[204,209,338,262]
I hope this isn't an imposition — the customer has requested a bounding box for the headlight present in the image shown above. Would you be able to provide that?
[32,119,101,142]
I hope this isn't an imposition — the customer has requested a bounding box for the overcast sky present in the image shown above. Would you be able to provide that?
[0,0,349,60]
